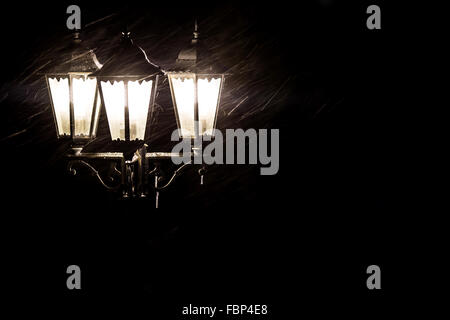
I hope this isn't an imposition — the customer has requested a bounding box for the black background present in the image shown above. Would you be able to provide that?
[0,0,442,318]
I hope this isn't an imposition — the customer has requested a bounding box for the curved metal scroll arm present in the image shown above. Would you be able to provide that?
[149,161,192,191]
[68,160,122,191]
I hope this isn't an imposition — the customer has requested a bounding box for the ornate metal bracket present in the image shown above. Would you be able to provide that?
[67,160,122,191]
[65,145,198,207]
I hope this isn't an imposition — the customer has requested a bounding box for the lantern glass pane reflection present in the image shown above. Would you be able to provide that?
[198,77,221,136]
[169,74,222,137]
[100,79,153,141]
[170,76,195,137]
[128,80,152,140]
[101,80,125,140]
[72,77,97,136]
[48,77,70,136]
[48,75,100,138]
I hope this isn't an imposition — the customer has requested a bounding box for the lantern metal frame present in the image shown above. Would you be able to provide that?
[92,31,162,142]
[95,74,160,142]
[167,72,225,139]
[167,21,227,140]
[45,73,101,143]
[43,32,102,144]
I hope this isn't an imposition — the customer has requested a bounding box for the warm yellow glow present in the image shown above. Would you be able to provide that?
[48,77,70,135]
[72,76,97,137]
[101,80,125,140]
[128,80,152,140]
[91,93,101,138]
[170,76,195,137]
[170,75,222,137]
[198,77,221,136]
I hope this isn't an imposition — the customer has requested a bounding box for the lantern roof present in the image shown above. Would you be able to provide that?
[92,31,162,79]
[168,21,227,74]
[42,32,101,74]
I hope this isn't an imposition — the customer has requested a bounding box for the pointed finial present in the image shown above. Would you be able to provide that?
[72,30,81,44]
[193,19,199,40]
[121,25,131,39]
[120,26,133,47]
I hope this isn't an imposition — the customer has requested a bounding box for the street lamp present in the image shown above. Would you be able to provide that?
[167,22,225,139]
[92,31,162,141]
[43,23,228,204]
[44,32,102,143]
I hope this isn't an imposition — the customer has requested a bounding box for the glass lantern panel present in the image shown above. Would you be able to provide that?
[170,76,195,137]
[101,80,126,140]
[198,77,221,136]
[48,77,70,136]
[72,76,97,137]
[91,93,101,138]
[128,80,152,140]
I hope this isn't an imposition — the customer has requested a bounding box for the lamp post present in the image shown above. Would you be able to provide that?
[44,32,102,146]
[44,23,227,205]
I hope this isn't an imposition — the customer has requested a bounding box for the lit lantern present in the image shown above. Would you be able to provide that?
[44,32,102,142]
[167,22,225,139]
[92,31,161,141]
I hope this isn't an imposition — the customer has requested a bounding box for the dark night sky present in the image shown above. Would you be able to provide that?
[0,0,442,318]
